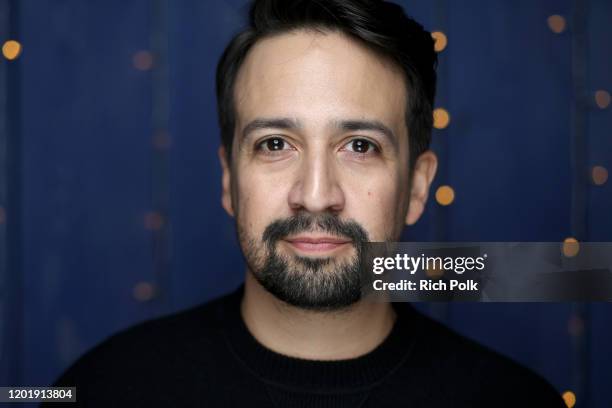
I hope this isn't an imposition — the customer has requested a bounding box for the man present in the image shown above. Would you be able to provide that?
[47,0,566,406]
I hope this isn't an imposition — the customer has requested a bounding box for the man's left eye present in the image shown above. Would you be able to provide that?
[256,137,292,152]
[343,139,378,154]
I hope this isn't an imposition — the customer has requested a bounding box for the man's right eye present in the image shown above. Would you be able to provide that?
[256,137,292,152]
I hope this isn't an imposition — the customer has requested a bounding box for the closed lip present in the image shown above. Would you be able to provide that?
[284,236,352,244]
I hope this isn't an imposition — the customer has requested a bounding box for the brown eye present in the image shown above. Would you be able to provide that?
[260,137,287,151]
[345,138,377,154]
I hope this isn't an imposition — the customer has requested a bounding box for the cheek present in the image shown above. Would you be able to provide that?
[235,169,291,239]
[344,170,407,241]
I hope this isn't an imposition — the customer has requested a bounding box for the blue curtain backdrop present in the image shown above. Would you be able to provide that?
[0,0,610,407]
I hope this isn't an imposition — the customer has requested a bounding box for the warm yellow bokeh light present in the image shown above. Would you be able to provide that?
[562,391,576,408]
[433,108,450,129]
[562,237,579,258]
[144,211,164,231]
[153,130,172,150]
[133,50,153,71]
[595,90,611,109]
[547,15,566,34]
[2,40,22,60]
[133,281,156,302]
[567,314,584,336]
[431,31,447,53]
[435,185,455,206]
[425,264,444,279]
[592,166,608,186]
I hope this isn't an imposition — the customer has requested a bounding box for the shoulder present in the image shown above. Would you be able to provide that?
[47,290,236,403]
[397,304,565,406]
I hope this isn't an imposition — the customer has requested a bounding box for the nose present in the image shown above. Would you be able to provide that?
[288,150,345,214]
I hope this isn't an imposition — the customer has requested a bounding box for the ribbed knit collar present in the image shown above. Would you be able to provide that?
[220,284,421,392]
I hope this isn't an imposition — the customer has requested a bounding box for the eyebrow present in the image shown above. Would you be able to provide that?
[241,118,301,140]
[241,117,398,149]
[335,119,398,150]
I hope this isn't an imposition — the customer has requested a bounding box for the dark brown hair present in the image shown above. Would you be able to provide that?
[216,0,437,168]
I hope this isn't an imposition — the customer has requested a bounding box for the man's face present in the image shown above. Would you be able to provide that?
[220,30,436,310]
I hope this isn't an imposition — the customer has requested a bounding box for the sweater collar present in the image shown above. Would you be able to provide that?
[220,284,422,391]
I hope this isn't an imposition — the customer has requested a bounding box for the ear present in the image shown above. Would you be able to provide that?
[218,145,235,217]
[405,150,438,225]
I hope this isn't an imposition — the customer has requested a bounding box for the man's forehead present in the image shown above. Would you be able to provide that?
[233,29,407,132]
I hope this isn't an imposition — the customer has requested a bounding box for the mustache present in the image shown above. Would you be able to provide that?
[262,212,370,248]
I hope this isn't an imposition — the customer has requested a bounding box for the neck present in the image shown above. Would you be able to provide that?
[241,271,397,360]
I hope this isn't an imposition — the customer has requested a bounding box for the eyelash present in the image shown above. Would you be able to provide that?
[342,139,381,155]
[254,137,381,156]
[254,137,295,154]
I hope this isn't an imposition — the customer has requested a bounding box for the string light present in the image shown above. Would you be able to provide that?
[431,31,447,53]
[435,185,455,206]
[567,314,584,336]
[547,15,566,34]
[144,211,164,231]
[591,165,608,185]
[561,391,576,408]
[594,90,610,109]
[425,264,444,279]
[562,237,579,257]
[433,108,450,129]
[2,40,22,60]
[133,50,153,71]
[153,130,172,150]
[133,281,156,302]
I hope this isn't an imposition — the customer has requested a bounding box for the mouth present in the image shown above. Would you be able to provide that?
[283,235,352,254]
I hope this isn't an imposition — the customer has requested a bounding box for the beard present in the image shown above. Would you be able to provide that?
[238,211,370,311]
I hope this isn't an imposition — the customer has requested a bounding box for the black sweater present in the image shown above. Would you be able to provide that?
[46,285,566,407]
